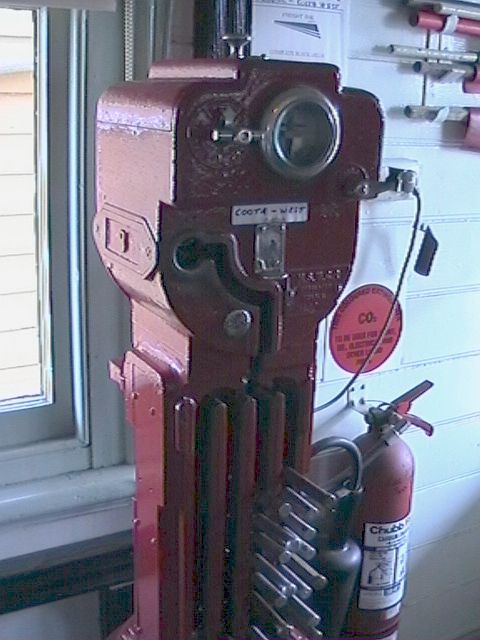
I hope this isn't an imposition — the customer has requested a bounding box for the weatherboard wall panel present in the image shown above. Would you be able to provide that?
[348,0,425,57]
[403,419,480,492]
[397,145,480,218]
[0,292,37,332]
[406,524,480,606]
[399,576,480,640]
[402,291,480,365]
[0,327,39,370]
[408,473,480,549]
[0,255,36,294]
[0,174,34,215]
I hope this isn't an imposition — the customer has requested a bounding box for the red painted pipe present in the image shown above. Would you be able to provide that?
[464,109,480,150]
[412,9,480,36]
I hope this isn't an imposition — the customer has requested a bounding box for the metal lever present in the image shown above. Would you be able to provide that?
[391,379,434,413]
[211,127,263,144]
[349,168,418,200]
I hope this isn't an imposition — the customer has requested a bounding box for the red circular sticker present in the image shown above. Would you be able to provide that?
[329,284,402,373]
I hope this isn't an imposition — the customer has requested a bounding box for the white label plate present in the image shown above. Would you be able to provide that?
[231,202,309,226]
[358,516,410,611]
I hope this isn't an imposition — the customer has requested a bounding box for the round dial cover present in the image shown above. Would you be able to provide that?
[261,87,341,180]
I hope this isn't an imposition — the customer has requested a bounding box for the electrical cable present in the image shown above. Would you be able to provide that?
[314,187,422,413]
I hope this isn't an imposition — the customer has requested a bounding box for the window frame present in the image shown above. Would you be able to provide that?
[0,6,134,484]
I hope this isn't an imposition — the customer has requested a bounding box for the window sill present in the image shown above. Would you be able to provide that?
[0,464,135,561]
[0,437,92,486]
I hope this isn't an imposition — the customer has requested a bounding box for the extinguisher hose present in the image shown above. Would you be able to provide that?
[311,436,363,491]
[314,188,422,413]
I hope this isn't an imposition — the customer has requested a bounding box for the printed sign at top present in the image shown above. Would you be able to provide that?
[251,0,349,69]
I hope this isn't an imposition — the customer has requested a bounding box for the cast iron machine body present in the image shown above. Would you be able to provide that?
[94,57,383,640]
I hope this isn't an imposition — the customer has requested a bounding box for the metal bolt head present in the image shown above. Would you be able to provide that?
[223,309,252,338]
[235,128,254,144]
[359,182,370,196]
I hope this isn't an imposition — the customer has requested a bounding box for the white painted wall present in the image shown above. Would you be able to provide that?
[313,2,480,640]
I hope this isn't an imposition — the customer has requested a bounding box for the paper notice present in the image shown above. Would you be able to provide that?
[251,0,349,69]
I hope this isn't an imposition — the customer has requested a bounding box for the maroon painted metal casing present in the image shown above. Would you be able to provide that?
[93,57,384,640]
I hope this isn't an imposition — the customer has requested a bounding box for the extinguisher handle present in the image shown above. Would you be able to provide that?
[311,437,363,491]
[392,379,433,414]
[398,412,434,436]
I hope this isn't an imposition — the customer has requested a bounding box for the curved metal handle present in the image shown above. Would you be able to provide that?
[311,436,363,491]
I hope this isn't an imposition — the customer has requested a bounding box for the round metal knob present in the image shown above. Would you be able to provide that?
[223,309,252,338]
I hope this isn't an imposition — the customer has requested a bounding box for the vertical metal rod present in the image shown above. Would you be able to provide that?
[146,0,156,69]
[194,0,230,57]
[69,10,90,446]
[233,0,251,35]
[216,0,229,57]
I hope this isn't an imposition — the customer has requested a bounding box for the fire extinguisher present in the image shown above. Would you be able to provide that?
[311,380,434,640]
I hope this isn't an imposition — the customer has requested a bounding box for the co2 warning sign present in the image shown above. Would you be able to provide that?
[329,284,402,373]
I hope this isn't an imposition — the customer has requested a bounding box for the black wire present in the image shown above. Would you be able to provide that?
[314,188,422,414]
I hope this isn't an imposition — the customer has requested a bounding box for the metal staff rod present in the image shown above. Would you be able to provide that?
[412,59,475,79]
[404,105,470,121]
[407,0,480,17]
[388,44,479,64]
[433,2,480,20]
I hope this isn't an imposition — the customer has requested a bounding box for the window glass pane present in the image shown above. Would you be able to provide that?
[0,8,51,409]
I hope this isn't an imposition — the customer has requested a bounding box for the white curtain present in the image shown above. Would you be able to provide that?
[0,0,116,9]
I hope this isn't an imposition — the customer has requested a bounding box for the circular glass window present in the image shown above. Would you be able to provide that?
[262,88,340,180]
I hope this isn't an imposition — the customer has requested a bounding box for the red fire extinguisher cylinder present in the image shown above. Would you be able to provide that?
[311,382,434,640]
[344,412,415,639]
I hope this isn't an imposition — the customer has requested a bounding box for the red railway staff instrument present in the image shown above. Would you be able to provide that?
[92,33,430,640]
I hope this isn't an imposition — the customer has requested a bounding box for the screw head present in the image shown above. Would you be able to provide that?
[223,309,252,338]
